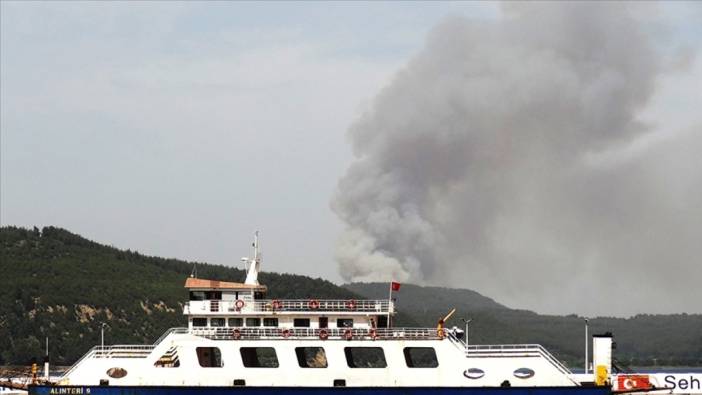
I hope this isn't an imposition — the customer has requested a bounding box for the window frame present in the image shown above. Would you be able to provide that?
[337,318,354,328]
[245,317,261,327]
[344,347,387,369]
[196,347,223,368]
[189,291,205,301]
[210,318,226,327]
[293,318,311,327]
[192,318,207,327]
[239,347,279,368]
[228,318,243,327]
[263,318,279,327]
[295,347,328,368]
[403,347,439,368]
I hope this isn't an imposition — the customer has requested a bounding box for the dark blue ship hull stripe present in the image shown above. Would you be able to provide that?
[29,385,611,395]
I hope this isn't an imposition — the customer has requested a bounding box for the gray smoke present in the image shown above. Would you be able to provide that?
[332,3,702,316]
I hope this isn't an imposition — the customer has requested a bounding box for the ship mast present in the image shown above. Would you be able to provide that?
[244,231,261,285]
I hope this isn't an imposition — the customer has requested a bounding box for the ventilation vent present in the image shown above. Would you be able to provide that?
[463,368,485,379]
[333,379,346,387]
[105,367,126,379]
[513,367,535,379]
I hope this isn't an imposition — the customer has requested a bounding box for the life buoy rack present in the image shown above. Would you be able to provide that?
[231,329,241,340]
[319,329,329,340]
[272,299,283,310]
[343,329,353,340]
[345,299,357,310]
[235,299,245,310]
[308,299,320,309]
[281,329,291,338]
[369,328,378,340]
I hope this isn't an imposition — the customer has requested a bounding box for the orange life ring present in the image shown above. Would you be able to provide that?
[235,299,245,309]
[344,329,353,340]
[345,299,357,310]
[232,329,241,340]
[272,299,283,309]
[369,328,378,340]
[281,329,291,338]
[308,299,320,309]
[319,329,329,340]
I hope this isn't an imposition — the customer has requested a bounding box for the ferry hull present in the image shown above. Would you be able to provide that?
[30,386,611,395]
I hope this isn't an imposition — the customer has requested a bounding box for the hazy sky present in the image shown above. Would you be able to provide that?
[2,2,700,316]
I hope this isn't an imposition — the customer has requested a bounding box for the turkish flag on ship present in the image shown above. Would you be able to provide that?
[617,375,651,390]
[391,281,401,291]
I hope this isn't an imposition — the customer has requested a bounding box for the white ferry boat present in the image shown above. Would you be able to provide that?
[29,234,616,395]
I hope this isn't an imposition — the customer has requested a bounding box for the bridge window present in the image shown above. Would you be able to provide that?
[189,291,205,301]
[245,318,261,327]
[294,318,310,327]
[296,347,327,368]
[210,318,225,327]
[403,347,438,368]
[337,318,353,328]
[344,347,387,368]
[240,347,279,368]
[228,318,243,327]
[263,318,278,327]
[192,318,207,327]
[196,347,222,368]
[205,291,222,300]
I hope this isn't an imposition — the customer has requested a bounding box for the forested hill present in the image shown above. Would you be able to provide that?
[1,226,700,368]
[347,283,702,367]
[0,226,358,365]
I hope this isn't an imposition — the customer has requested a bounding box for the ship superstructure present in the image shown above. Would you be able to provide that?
[30,234,615,395]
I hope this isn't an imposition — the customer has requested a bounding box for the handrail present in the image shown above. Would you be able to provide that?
[63,328,190,379]
[184,299,393,314]
[189,327,442,341]
[466,344,572,375]
[92,345,155,359]
[61,345,99,378]
[154,327,189,345]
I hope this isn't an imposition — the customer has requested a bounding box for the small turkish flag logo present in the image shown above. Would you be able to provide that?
[617,375,651,390]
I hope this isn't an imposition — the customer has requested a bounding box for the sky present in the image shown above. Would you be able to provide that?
[1,1,700,317]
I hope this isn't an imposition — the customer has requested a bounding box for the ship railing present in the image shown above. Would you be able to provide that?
[466,344,572,375]
[154,327,189,345]
[92,345,155,359]
[189,327,442,340]
[61,345,155,378]
[184,299,393,314]
[62,329,191,380]
[61,346,99,378]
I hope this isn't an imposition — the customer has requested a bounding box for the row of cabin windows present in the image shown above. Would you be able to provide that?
[195,346,438,369]
[192,318,355,328]
[190,291,266,301]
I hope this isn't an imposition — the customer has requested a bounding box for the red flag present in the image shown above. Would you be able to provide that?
[617,375,651,390]
[391,281,401,291]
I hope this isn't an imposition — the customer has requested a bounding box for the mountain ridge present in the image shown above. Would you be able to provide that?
[1,226,700,367]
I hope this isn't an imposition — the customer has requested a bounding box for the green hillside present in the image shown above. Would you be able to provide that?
[0,226,359,365]
[1,226,700,368]
[348,283,702,367]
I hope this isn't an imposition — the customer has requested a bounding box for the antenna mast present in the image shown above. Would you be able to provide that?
[244,231,261,285]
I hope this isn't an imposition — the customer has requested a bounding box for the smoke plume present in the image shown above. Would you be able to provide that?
[332,3,702,316]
